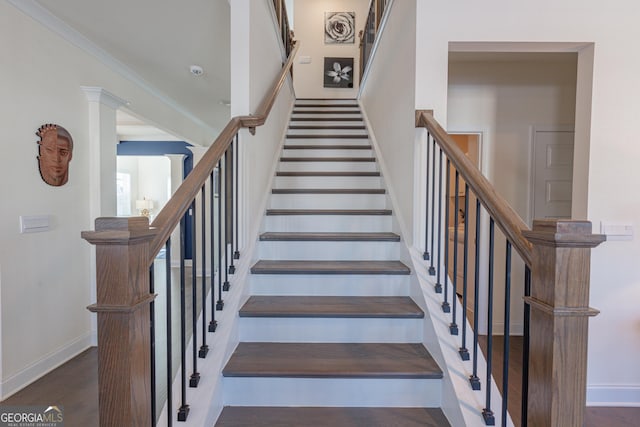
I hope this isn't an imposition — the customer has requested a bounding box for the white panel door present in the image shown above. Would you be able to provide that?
[532,129,574,220]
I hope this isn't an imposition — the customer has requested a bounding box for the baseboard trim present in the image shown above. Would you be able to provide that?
[587,384,640,407]
[0,332,93,400]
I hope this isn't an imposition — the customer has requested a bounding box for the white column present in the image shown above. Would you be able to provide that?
[81,86,128,345]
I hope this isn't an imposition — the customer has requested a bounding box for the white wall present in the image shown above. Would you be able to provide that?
[360,0,416,243]
[415,0,640,406]
[0,1,217,398]
[293,0,370,99]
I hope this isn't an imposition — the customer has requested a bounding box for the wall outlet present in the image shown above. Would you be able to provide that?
[600,221,633,241]
[299,56,312,64]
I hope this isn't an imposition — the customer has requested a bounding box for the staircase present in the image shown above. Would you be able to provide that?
[216,99,450,426]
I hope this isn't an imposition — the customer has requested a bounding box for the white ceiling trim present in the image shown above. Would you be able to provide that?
[8,0,217,135]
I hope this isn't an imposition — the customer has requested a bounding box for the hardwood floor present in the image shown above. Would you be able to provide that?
[1,342,638,426]
[0,347,98,427]
[478,335,640,427]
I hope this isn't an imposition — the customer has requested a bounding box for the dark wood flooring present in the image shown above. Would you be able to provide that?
[0,347,98,427]
[1,344,638,426]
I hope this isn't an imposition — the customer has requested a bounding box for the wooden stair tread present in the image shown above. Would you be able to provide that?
[283,144,371,149]
[251,260,410,275]
[222,343,441,378]
[276,171,380,177]
[259,232,399,241]
[272,188,385,194]
[266,209,391,215]
[286,134,369,139]
[216,407,450,427]
[239,296,423,318]
[280,157,375,162]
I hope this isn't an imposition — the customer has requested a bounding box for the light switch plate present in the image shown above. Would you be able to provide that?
[20,215,50,233]
[299,55,312,64]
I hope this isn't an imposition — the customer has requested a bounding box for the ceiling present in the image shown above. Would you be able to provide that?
[33,0,232,138]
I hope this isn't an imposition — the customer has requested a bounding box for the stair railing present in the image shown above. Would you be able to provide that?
[416,110,605,427]
[272,0,294,58]
[359,0,392,80]
[82,41,298,427]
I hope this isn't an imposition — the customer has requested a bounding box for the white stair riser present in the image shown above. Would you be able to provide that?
[278,161,379,173]
[287,129,368,137]
[289,120,364,128]
[295,100,358,106]
[284,137,370,146]
[223,377,442,407]
[250,274,410,296]
[270,193,386,210]
[239,317,423,343]
[292,114,362,120]
[274,176,382,189]
[294,106,360,111]
[282,149,373,158]
[263,215,392,232]
[257,240,400,260]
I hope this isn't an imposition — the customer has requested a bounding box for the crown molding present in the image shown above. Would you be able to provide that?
[81,86,129,109]
[8,0,216,135]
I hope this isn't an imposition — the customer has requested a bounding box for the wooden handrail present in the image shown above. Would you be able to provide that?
[239,42,299,133]
[416,110,533,267]
[148,41,298,263]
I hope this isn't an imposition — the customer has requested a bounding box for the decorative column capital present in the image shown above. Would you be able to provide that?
[81,86,129,109]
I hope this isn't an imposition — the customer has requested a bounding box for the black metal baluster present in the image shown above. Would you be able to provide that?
[234,135,240,260]
[189,200,200,388]
[149,263,156,426]
[442,158,451,313]
[165,239,173,427]
[450,170,460,334]
[435,148,444,292]
[429,141,437,276]
[423,132,431,261]
[228,140,236,275]
[521,266,531,427]
[459,183,470,361]
[177,217,189,421]
[223,148,230,292]
[199,186,209,358]
[470,198,482,390]
[216,162,224,311]
[502,241,512,427]
[208,171,218,332]
[483,218,496,426]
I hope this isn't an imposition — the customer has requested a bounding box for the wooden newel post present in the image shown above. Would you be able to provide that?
[522,219,605,427]
[82,217,157,427]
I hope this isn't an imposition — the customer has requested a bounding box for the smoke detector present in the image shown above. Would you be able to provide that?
[189,65,204,76]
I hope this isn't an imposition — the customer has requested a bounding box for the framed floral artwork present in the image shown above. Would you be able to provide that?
[325,12,355,44]
[324,57,354,88]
